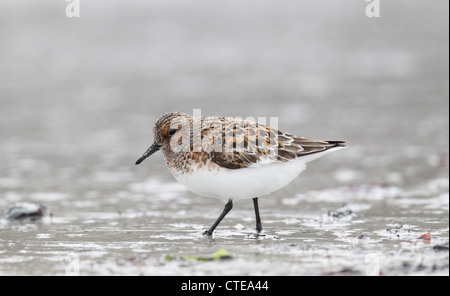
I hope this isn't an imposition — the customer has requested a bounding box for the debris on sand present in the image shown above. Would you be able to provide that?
[385,224,409,237]
[328,205,353,218]
[4,202,51,221]
[418,232,431,241]
[432,245,449,252]
[165,248,232,262]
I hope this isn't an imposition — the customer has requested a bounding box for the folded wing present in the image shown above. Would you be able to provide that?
[200,117,345,170]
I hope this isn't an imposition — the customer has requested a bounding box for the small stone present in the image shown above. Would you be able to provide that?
[4,202,50,220]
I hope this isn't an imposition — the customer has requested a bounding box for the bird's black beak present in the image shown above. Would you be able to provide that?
[135,142,161,165]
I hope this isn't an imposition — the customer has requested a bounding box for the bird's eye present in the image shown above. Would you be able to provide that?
[168,129,177,136]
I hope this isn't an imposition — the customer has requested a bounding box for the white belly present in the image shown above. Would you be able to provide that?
[171,158,306,201]
[170,147,343,201]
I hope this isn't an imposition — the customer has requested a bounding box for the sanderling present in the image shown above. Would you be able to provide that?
[135,112,346,236]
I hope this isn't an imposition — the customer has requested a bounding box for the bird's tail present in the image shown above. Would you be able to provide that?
[325,140,346,148]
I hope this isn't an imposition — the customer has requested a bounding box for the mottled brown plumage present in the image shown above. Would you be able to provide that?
[147,112,345,173]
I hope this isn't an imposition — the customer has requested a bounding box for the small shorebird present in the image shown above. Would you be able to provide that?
[135,112,346,236]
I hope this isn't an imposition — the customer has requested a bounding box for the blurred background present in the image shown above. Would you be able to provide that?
[0,0,448,275]
[0,0,448,188]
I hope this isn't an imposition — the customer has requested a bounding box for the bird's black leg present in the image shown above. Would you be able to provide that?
[203,199,233,236]
[253,197,263,235]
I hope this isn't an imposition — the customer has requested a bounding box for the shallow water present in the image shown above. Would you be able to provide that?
[0,0,448,276]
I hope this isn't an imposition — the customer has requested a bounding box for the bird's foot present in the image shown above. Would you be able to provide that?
[246,232,265,239]
[202,230,213,237]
